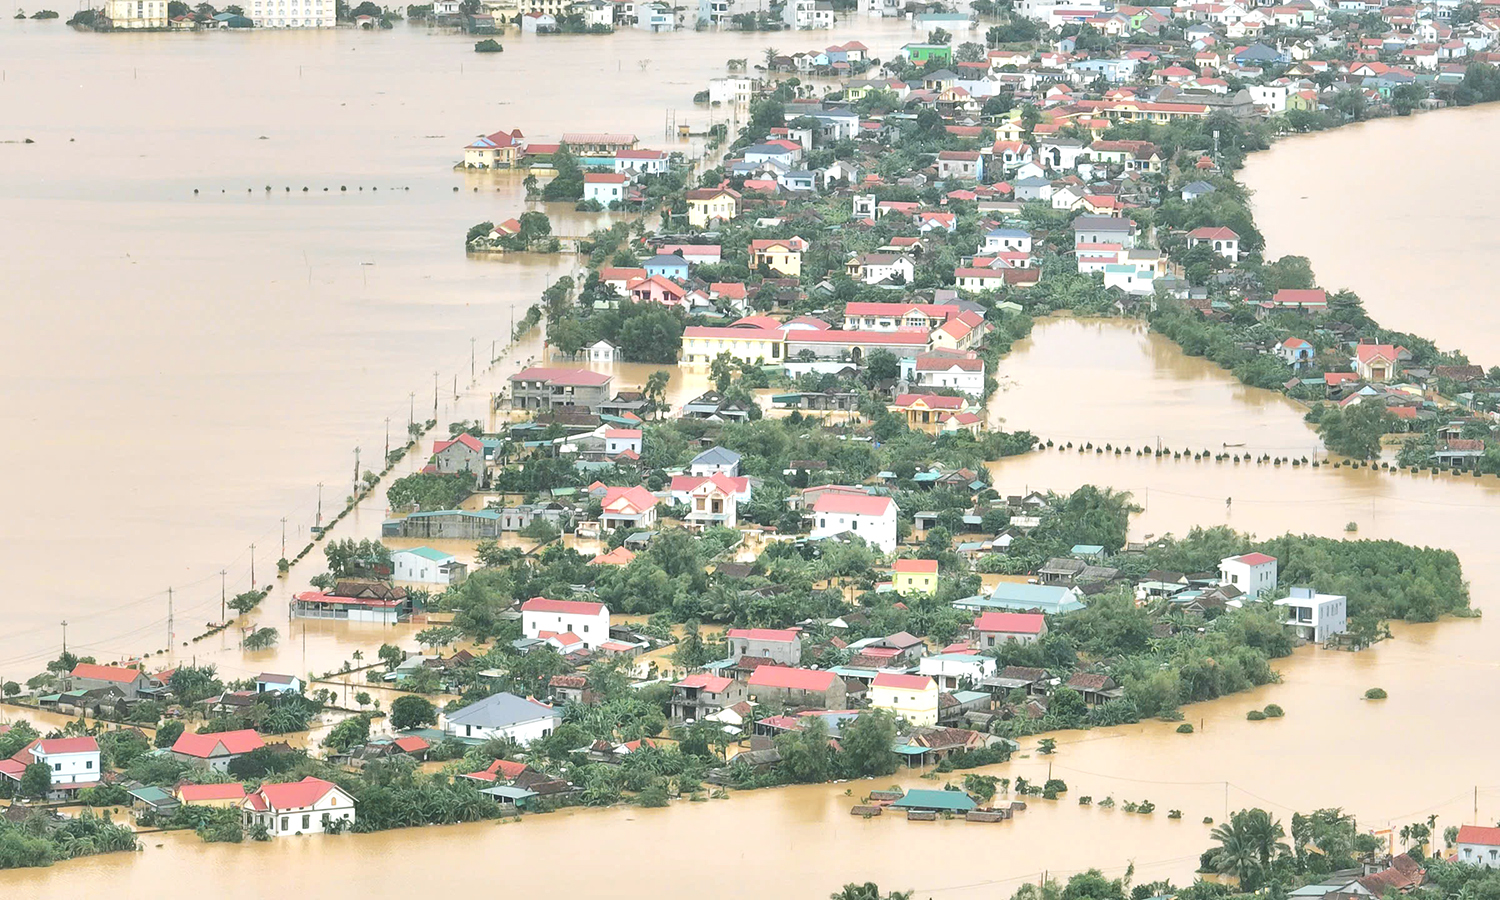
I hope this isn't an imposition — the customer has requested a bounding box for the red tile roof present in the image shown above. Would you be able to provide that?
[673,673,735,693]
[172,729,265,758]
[510,366,612,386]
[894,559,939,574]
[70,662,143,684]
[1458,825,1500,846]
[748,665,839,692]
[974,612,1046,634]
[872,672,935,691]
[179,782,247,803]
[894,392,965,410]
[244,776,340,812]
[36,736,100,755]
[393,736,430,753]
[811,493,895,517]
[1188,226,1239,240]
[727,627,800,643]
[1229,552,1276,566]
[601,485,658,515]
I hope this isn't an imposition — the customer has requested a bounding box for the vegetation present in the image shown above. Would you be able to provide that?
[0,809,138,869]
[473,38,502,52]
[386,472,474,511]
[1364,687,1387,700]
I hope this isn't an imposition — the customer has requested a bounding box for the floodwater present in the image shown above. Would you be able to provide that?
[10,317,1500,897]
[1239,103,1500,363]
[7,18,1500,896]
[0,18,916,679]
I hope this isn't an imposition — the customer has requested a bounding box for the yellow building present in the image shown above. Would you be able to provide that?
[892,558,938,595]
[177,782,247,809]
[869,673,939,726]
[686,187,741,229]
[681,325,785,364]
[889,392,972,435]
[462,129,524,169]
[105,0,169,27]
[749,237,807,277]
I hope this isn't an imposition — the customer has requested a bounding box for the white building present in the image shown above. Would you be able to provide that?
[584,173,628,206]
[243,0,335,27]
[255,673,304,694]
[783,0,833,27]
[918,653,997,689]
[392,546,468,585]
[912,353,986,397]
[707,76,756,106]
[614,149,670,175]
[1456,825,1500,869]
[521,596,611,649]
[242,777,356,836]
[690,446,741,477]
[104,0,169,27]
[1274,586,1347,643]
[9,738,103,794]
[443,692,562,744]
[587,339,619,363]
[983,228,1033,254]
[604,427,643,456]
[520,10,556,30]
[634,0,676,30]
[811,493,898,553]
[1219,552,1278,600]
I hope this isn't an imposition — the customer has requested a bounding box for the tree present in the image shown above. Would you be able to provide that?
[153,720,186,749]
[389,695,438,731]
[379,643,405,671]
[710,352,736,393]
[1037,737,1057,755]
[840,710,898,777]
[355,692,372,709]
[20,762,52,799]
[643,370,671,417]
[322,714,371,752]
[243,627,278,650]
[1206,808,1290,889]
[762,46,780,70]
[831,885,913,900]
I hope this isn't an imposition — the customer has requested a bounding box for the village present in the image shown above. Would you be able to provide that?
[7,0,1500,894]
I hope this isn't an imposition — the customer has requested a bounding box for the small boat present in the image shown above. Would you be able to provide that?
[1222,442,1245,447]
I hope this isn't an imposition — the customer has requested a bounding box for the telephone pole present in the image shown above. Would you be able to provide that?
[167,587,175,651]
[408,392,415,430]
[60,620,67,654]
[220,569,227,623]
[433,370,439,418]
[249,544,256,588]
[280,517,287,560]
[384,417,390,465]
[471,337,476,382]
[353,446,361,493]
[316,482,324,528]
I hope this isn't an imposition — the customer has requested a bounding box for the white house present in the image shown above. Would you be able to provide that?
[912,353,986,397]
[1274,586,1347,643]
[172,729,265,773]
[971,611,1047,648]
[442,692,562,745]
[588,339,619,363]
[869,672,940,726]
[811,493,898,553]
[918,653,997,689]
[254,672,304,694]
[1187,226,1240,262]
[599,485,658,530]
[521,596,611,649]
[392,546,468,585]
[1219,552,1278,600]
[857,254,916,285]
[242,777,356,837]
[983,228,1032,254]
[3,738,103,795]
[690,446,742,477]
[604,428,643,456]
[584,173,629,206]
[613,149,670,175]
[1456,825,1500,869]
[688,473,740,528]
[520,10,556,30]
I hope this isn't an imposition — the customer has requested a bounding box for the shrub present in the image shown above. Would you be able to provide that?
[1176,723,1194,734]
[1262,704,1284,718]
[1246,710,1267,721]
[1364,687,1387,700]
[474,38,503,52]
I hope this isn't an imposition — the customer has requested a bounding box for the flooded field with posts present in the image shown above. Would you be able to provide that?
[4,17,1500,898]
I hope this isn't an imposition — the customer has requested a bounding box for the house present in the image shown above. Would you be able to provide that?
[892,558,938,595]
[172,729,265,772]
[391,546,468,585]
[670,673,748,723]
[463,128,524,168]
[912,352,986,397]
[685,186,741,228]
[810,492,899,552]
[443,692,561,744]
[509,367,613,412]
[680,325,785,365]
[1352,344,1410,382]
[936,150,983,181]
[869,673,940,726]
[642,253,690,281]
[842,302,957,332]
[587,340,620,363]
[1187,226,1240,262]
[749,237,808,277]
[254,673,304,695]
[726,627,803,665]
[956,582,1084,615]
[432,433,484,477]
[851,253,916,286]
[1219,552,1277,600]
[584,172,629,206]
[179,782,248,808]
[614,148,670,175]
[918,653,997,690]
[605,428,642,457]
[1072,215,1137,248]
[599,485,659,530]
[691,446,742,476]
[983,228,1033,254]
[972,611,1047,648]
[1456,825,1500,868]
[687,473,741,528]
[242,777,356,837]
[521,597,611,649]
[1267,289,1328,314]
[890,788,976,813]
[0,737,101,797]
[520,10,557,30]
[746,665,847,708]
[1275,338,1314,368]
[69,662,153,699]
[1181,180,1216,201]
[1275,587,1347,643]
[890,393,972,434]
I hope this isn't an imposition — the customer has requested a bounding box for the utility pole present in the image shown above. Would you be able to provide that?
[384,417,390,465]
[220,569,227,623]
[250,544,257,588]
[316,482,324,528]
[353,446,361,493]
[280,518,287,560]
[61,620,67,654]
[167,587,175,651]
[471,337,476,382]
[433,370,440,419]
[408,392,415,430]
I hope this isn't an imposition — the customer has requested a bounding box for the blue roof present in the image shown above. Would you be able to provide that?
[987,227,1030,238]
[395,546,454,562]
[404,509,500,520]
[691,446,742,466]
[956,582,1083,614]
[891,789,976,811]
[1071,544,1104,555]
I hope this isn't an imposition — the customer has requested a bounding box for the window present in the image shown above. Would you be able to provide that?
[321,813,330,827]
[86,760,93,769]
[302,814,310,829]
[280,816,289,831]
[54,763,61,771]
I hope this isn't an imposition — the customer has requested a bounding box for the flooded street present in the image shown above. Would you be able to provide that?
[1240,103,1500,362]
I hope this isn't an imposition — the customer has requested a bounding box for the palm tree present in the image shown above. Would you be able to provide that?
[762,46,781,70]
[1209,809,1290,887]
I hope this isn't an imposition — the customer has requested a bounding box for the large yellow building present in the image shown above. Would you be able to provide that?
[686,187,741,229]
[892,558,938,595]
[869,673,939,726]
[750,237,807,277]
[680,325,785,364]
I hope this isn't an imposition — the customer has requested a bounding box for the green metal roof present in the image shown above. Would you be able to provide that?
[398,546,453,562]
[891,789,976,811]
